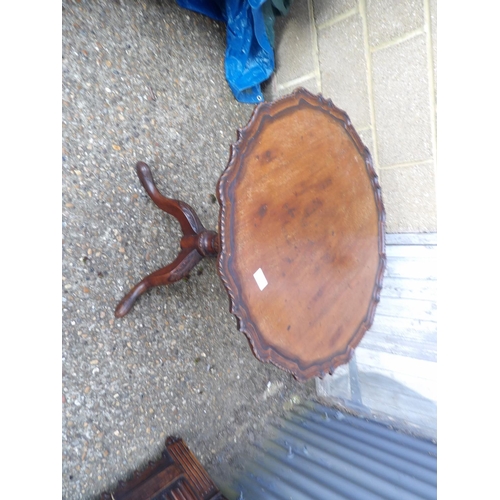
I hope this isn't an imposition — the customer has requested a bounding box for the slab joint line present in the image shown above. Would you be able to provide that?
[424,0,437,188]
[276,72,317,91]
[308,0,322,91]
[359,0,380,173]
[317,7,358,31]
[379,159,434,170]
[371,28,425,53]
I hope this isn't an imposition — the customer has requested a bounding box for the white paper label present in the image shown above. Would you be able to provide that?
[253,268,268,291]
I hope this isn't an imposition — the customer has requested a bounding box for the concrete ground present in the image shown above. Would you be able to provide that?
[62,0,437,498]
[62,2,316,499]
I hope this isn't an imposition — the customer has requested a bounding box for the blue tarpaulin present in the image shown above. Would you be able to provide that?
[176,0,291,103]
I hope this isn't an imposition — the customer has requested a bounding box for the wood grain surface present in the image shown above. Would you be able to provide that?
[217,88,386,380]
[100,437,226,500]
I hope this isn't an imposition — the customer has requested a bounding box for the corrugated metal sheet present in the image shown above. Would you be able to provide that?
[220,401,436,500]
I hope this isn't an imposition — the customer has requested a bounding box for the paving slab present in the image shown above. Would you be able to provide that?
[380,162,437,232]
[372,33,433,166]
[318,13,372,130]
[366,0,425,47]
[274,0,315,86]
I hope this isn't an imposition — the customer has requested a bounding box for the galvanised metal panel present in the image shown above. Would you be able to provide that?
[221,401,437,500]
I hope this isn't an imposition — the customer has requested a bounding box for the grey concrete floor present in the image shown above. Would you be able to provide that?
[62,1,315,498]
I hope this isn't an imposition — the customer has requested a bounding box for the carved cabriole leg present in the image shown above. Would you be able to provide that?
[115,162,219,318]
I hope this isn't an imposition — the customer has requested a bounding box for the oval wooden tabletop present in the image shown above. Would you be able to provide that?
[217,88,386,380]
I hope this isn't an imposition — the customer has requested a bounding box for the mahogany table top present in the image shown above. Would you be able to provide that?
[217,88,386,380]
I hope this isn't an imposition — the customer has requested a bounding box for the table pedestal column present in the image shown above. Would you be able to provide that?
[115,162,219,318]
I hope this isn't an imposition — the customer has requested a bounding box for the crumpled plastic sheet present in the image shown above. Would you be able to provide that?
[177,0,291,103]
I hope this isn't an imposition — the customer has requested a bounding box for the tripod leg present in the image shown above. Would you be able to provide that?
[136,162,205,235]
[115,248,203,318]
